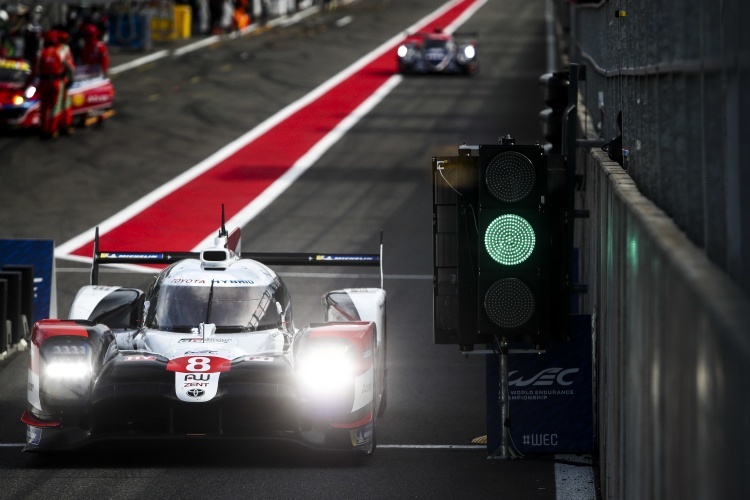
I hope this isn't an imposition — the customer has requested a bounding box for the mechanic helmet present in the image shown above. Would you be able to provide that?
[82,23,98,40]
[55,28,70,44]
[42,30,59,46]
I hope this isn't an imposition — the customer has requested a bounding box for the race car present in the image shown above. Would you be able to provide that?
[0,58,114,129]
[396,29,478,75]
[22,217,387,455]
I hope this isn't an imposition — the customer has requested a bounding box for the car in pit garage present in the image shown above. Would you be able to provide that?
[22,219,387,455]
[396,28,478,75]
[0,58,114,129]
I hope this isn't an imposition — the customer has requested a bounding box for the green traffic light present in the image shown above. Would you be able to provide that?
[484,214,535,265]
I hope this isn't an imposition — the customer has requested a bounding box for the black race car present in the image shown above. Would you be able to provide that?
[397,29,478,75]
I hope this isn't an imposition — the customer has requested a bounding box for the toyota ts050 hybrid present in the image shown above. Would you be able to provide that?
[396,29,478,75]
[22,218,386,455]
[0,58,114,129]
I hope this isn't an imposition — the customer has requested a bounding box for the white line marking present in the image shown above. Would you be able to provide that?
[56,0,483,262]
[108,50,170,76]
[335,16,353,28]
[172,34,223,57]
[278,6,320,27]
[0,443,24,447]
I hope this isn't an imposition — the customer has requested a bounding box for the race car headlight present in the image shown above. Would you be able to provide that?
[24,85,37,99]
[40,341,93,405]
[297,341,356,395]
[463,45,476,59]
[397,45,409,58]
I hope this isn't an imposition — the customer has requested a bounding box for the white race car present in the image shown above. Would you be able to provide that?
[22,215,386,455]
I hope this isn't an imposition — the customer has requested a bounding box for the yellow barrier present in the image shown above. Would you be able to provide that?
[173,5,192,39]
[150,5,191,41]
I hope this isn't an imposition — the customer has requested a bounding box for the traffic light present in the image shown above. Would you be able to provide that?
[433,140,569,349]
[477,139,568,346]
[538,71,570,154]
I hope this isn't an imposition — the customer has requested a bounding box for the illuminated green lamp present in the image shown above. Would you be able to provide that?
[484,214,535,265]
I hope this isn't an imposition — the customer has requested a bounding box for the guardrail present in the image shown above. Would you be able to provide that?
[557,1,750,497]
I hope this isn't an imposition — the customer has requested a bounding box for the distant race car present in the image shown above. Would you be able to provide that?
[0,58,114,129]
[22,215,387,455]
[396,29,478,75]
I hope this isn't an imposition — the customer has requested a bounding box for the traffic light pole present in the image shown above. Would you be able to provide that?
[489,341,520,459]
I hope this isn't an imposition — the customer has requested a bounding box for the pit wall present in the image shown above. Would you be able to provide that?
[577,144,750,499]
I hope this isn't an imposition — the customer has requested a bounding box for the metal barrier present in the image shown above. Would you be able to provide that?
[556,1,750,498]
[557,0,750,298]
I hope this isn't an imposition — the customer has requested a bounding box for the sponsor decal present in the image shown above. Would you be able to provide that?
[509,368,579,401]
[174,370,221,402]
[178,338,230,343]
[183,350,219,355]
[210,280,255,284]
[186,388,205,398]
[245,356,273,362]
[352,366,374,412]
[167,278,255,285]
[123,355,157,361]
[509,368,578,387]
[350,422,373,446]
[521,433,559,447]
[183,373,212,387]
[100,253,164,260]
[27,426,42,446]
[316,254,377,262]
[87,94,110,103]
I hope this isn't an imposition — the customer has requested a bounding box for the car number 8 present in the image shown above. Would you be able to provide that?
[186,357,211,372]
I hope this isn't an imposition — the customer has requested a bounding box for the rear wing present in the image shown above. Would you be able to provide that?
[90,226,384,287]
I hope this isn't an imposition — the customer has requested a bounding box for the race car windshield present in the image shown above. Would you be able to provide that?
[148,282,283,333]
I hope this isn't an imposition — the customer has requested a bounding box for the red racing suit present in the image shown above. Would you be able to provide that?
[81,39,109,74]
[37,45,65,136]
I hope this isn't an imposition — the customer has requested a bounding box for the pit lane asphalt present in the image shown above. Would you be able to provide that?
[0,1,595,498]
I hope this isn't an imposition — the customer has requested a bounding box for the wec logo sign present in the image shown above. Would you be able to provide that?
[508,368,579,387]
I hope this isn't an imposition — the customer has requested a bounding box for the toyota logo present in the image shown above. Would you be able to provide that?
[186,388,205,398]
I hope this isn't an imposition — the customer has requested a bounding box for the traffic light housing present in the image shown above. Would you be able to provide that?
[477,142,552,343]
[433,140,569,349]
[432,150,479,349]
